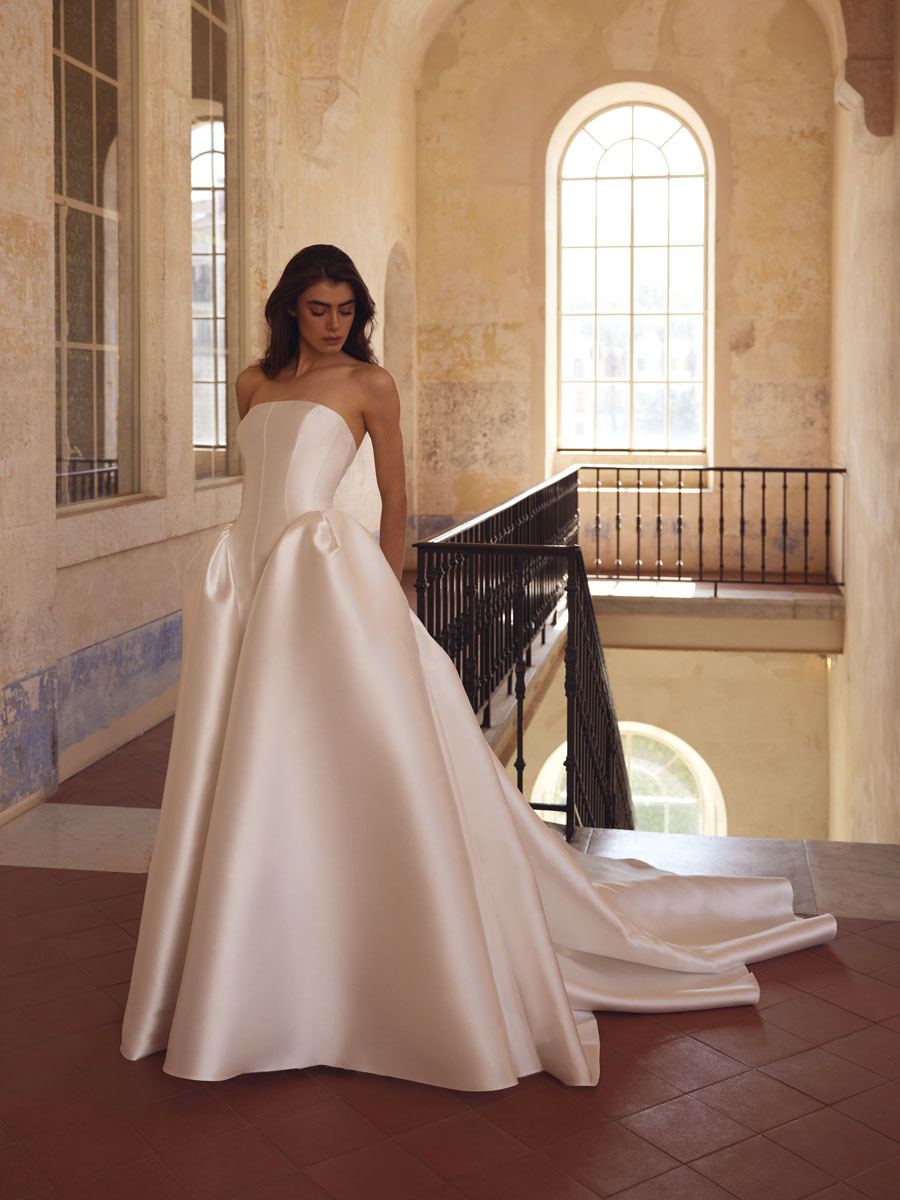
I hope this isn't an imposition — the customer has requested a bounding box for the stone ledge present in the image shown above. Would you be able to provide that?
[591,581,844,653]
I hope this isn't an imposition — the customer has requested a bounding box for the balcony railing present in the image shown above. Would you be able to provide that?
[56,458,119,506]
[414,461,845,837]
[414,470,633,839]
[578,465,845,587]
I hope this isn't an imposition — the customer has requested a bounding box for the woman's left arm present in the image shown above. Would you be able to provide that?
[362,368,408,582]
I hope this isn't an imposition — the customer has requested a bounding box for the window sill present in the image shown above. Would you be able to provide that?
[554,449,709,469]
[56,491,165,520]
[56,479,243,569]
[194,472,244,491]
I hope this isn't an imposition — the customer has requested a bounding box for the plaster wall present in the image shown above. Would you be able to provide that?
[0,0,419,811]
[415,0,834,523]
[517,646,831,841]
[828,18,900,844]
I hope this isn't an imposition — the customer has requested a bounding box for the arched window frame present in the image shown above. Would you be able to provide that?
[545,84,716,477]
[530,722,726,837]
[619,721,727,837]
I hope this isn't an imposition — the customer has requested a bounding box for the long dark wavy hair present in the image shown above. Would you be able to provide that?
[258,244,377,377]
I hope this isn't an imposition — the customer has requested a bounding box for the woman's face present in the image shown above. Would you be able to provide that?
[293,280,356,355]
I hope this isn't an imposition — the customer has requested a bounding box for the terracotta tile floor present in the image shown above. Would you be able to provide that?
[1,723,900,1198]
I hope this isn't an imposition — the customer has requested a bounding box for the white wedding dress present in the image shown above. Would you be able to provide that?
[120,398,836,1090]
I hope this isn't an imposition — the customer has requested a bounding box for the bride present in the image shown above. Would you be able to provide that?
[120,244,836,1091]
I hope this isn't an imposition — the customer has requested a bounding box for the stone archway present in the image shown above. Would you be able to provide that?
[806,0,894,146]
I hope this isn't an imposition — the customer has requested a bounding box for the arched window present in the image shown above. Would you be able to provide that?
[619,722,726,836]
[547,86,714,464]
[531,722,726,836]
[191,0,241,481]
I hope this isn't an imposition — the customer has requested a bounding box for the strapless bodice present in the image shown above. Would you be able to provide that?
[229,400,359,594]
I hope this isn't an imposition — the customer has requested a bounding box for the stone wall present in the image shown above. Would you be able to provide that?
[415,0,834,524]
[828,9,900,844]
[3,0,895,845]
[0,0,419,815]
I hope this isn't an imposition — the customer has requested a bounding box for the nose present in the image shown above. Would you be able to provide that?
[326,309,340,330]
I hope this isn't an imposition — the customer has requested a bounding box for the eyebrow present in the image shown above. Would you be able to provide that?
[306,299,355,308]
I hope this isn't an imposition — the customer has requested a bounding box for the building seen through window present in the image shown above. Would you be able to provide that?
[191,0,240,481]
[53,0,137,506]
[558,103,708,453]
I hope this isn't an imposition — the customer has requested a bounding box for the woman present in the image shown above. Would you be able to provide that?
[121,245,835,1091]
[234,245,407,582]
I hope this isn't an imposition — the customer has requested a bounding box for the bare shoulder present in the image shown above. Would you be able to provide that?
[236,364,266,417]
[351,364,401,436]
[352,362,397,397]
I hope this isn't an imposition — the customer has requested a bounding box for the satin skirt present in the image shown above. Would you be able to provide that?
[120,507,836,1089]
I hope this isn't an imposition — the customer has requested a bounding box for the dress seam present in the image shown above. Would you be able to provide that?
[310,409,342,513]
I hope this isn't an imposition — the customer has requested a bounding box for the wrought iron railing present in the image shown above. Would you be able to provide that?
[578,465,845,587]
[56,458,119,506]
[415,469,633,839]
[414,461,844,835]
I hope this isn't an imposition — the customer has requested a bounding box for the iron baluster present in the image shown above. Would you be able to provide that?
[760,469,766,583]
[513,554,527,792]
[698,468,704,580]
[804,471,810,584]
[740,468,746,583]
[782,470,788,584]
[635,468,643,577]
[724,468,729,580]
[594,466,600,575]
[656,468,663,579]
[677,470,684,579]
[825,472,832,583]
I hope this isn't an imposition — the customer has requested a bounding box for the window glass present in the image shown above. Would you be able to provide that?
[54,0,137,506]
[531,723,726,836]
[191,0,240,481]
[558,103,707,453]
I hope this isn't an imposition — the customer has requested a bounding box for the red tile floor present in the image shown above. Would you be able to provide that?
[2,721,900,1199]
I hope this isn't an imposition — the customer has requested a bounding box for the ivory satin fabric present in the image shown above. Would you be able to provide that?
[120,399,837,1090]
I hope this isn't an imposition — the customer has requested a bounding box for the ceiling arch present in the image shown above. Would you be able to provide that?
[338,0,465,81]
[306,1,889,150]
[807,0,893,148]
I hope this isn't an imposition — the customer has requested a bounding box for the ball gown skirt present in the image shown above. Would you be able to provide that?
[119,399,836,1090]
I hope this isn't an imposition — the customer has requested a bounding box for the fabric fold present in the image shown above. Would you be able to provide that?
[120,399,836,1091]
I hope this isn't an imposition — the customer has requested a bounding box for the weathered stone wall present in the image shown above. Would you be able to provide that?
[4,0,895,847]
[828,10,900,844]
[0,0,419,813]
[415,0,834,523]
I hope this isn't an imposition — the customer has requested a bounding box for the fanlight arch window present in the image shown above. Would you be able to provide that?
[531,723,726,836]
[556,98,711,454]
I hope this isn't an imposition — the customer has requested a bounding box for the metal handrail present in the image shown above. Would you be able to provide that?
[414,467,633,839]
